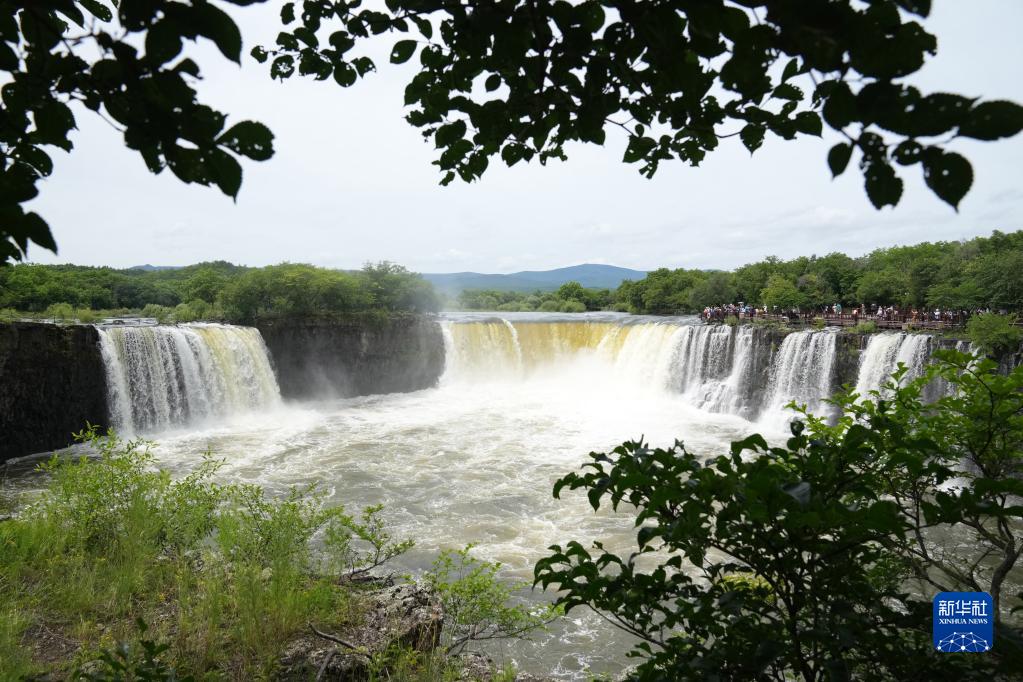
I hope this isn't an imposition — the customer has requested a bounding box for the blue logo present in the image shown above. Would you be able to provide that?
[933,592,993,652]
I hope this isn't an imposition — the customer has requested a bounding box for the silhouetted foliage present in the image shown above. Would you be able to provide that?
[536,350,1023,680]
[265,1,1022,210]
[1,0,275,263]
[6,2,1023,263]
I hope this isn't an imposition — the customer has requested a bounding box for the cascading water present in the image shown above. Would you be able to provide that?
[854,332,933,398]
[442,317,846,425]
[97,323,281,435]
[760,329,838,424]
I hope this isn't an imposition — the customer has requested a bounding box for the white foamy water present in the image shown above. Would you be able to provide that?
[97,323,280,435]
[854,332,933,399]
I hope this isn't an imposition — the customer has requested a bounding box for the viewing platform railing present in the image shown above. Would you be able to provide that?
[702,313,1022,331]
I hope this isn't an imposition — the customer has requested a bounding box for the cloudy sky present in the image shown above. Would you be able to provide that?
[25,1,1023,273]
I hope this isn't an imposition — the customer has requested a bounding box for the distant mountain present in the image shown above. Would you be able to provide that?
[129,264,182,271]
[422,263,647,295]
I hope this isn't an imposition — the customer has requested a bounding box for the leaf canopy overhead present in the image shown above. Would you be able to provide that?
[262,0,1022,211]
[3,0,1022,264]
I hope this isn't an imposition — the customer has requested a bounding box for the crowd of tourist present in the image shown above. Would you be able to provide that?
[700,303,1005,326]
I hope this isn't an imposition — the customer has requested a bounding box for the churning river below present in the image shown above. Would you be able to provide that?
[147,313,807,678]
[11,311,955,678]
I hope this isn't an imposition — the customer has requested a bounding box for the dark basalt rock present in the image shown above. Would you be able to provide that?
[0,322,108,463]
[256,314,445,399]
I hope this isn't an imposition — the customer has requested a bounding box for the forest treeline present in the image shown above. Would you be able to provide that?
[0,261,440,323]
[457,230,1023,315]
[3,230,1022,320]
[618,229,1023,314]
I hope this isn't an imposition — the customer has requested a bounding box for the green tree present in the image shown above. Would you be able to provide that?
[855,269,908,307]
[183,267,228,304]
[687,271,736,309]
[760,274,804,310]
[556,281,586,304]
[808,252,861,303]
[965,313,1023,356]
[969,251,1023,311]
[733,257,785,305]
[360,261,441,313]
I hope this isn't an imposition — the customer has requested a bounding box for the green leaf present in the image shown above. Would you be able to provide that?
[623,136,656,163]
[208,149,242,198]
[17,146,53,177]
[33,100,75,150]
[863,157,903,209]
[892,140,922,166]
[250,46,268,64]
[22,212,56,252]
[827,143,852,177]
[412,16,433,40]
[271,56,295,80]
[822,82,856,130]
[922,149,972,210]
[333,63,357,87]
[773,83,803,101]
[794,112,822,136]
[390,39,417,64]
[195,3,243,63]
[740,124,765,153]
[782,481,811,506]
[959,100,1023,141]
[435,120,467,148]
[894,0,931,16]
[781,58,800,82]
[79,0,113,22]
[485,74,501,92]
[145,21,183,66]
[281,2,295,24]
[217,121,275,161]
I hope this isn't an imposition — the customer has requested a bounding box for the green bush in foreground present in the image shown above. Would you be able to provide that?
[0,428,407,679]
[1,429,556,680]
[536,350,1023,680]
[966,312,1023,356]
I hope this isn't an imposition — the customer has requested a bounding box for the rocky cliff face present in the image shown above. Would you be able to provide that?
[0,322,108,463]
[256,315,446,399]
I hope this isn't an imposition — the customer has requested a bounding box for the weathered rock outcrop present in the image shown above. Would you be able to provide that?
[276,582,443,680]
[0,322,108,462]
[256,315,445,399]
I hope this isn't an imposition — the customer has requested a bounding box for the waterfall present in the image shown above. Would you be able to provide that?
[697,325,761,418]
[854,333,933,399]
[666,324,735,396]
[443,318,698,387]
[442,317,851,427]
[97,323,281,435]
[761,330,838,424]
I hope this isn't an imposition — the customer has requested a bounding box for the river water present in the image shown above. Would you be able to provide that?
[9,313,957,677]
[140,313,786,676]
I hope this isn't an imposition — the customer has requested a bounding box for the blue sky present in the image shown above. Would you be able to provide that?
[26,1,1023,273]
